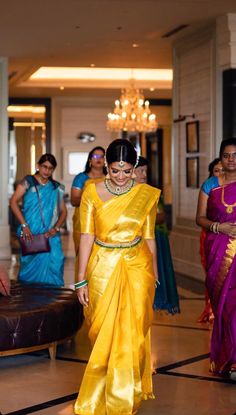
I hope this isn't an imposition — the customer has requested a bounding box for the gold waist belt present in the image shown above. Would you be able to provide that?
[95,236,142,249]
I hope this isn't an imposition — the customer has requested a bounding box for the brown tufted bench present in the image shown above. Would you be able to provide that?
[0,281,83,359]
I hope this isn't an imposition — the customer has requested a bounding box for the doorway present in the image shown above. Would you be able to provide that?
[8,97,51,195]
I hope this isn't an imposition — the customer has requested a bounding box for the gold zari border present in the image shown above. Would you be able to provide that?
[212,238,236,309]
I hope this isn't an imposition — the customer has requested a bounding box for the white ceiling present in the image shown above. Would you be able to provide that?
[2,0,236,98]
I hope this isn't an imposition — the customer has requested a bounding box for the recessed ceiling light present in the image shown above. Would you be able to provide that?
[30,67,173,82]
[90,64,95,67]
[60,86,65,90]
[132,43,139,48]
[149,87,155,91]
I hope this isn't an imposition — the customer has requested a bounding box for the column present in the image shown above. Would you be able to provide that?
[0,57,11,259]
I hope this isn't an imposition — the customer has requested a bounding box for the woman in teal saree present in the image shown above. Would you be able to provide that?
[10,154,67,286]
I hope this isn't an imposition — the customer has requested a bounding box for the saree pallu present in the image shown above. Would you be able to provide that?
[74,183,160,415]
[17,177,65,286]
[205,182,236,374]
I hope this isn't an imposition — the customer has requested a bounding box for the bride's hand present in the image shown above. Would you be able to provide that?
[76,286,89,307]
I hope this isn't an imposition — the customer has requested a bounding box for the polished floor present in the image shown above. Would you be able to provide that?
[1,238,236,415]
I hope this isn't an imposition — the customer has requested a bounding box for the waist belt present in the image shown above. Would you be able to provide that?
[95,236,142,249]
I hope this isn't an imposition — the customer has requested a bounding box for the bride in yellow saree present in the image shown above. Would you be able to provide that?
[74,139,160,415]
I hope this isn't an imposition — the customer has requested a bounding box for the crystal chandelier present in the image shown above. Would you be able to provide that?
[107,85,158,133]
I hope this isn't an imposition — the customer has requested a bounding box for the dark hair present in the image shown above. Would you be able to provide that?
[136,155,148,168]
[219,138,236,159]
[37,153,57,169]
[208,158,220,178]
[36,153,57,185]
[106,139,137,166]
[84,146,106,173]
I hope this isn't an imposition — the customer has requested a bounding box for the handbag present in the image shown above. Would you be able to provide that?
[19,184,51,256]
[20,233,50,256]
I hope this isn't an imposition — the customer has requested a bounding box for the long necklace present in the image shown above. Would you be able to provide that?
[105,179,135,196]
[221,184,236,213]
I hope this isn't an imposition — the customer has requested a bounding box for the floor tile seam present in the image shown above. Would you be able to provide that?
[157,370,236,385]
[156,352,210,372]
[2,393,77,415]
[152,322,211,331]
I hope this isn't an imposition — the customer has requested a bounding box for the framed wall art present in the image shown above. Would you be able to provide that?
[186,157,199,188]
[186,120,199,153]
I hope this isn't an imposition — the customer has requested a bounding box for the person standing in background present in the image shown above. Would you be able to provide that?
[70,146,106,279]
[196,138,236,379]
[197,157,224,323]
[135,156,180,314]
[10,153,67,286]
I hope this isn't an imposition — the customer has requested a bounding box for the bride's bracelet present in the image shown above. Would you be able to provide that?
[74,280,88,290]
[210,222,220,234]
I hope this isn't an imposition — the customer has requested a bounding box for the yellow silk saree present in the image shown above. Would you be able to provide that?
[74,182,160,415]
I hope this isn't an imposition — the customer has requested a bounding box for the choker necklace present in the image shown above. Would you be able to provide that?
[105,179,135,196]
[221,184,236,213]
[37,175,48,186]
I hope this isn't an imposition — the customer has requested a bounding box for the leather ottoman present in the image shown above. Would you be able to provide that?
[0,281,83,359]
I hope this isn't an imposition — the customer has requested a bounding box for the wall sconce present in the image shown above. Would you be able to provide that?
[173,113,195,123]
[77,132,96,143]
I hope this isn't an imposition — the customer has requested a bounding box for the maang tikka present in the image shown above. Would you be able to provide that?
[119,146,125,167]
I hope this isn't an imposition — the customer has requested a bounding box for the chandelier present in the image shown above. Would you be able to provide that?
[107,85,158,133]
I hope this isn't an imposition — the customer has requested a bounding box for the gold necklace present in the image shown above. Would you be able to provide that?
[37,175,48,186]
[105,179,134,196]
[221,184,236,213]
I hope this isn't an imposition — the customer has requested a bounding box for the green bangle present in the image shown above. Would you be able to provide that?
[74,280,88,289]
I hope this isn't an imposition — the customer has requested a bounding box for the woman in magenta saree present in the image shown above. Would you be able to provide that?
[205,181,236,374]
[196,138,236,378]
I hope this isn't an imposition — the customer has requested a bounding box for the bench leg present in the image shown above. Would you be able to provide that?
[49,342,57,360]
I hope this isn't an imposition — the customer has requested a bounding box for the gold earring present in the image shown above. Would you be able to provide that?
[106,172,110,179]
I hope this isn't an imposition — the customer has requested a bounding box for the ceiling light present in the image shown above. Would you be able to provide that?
[7,105,46,114]
[132,43,139,48]
[30,67,172,81]
[59,86,65,90]
[107,83,157,133]
[149,87,155,91]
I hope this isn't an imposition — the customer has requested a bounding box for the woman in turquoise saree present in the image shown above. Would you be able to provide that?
[74,140,160,415]
[10,154,67,286]
[196,138,236,378]
[135,156,180,314]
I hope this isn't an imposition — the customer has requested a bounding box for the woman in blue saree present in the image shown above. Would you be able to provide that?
[10,154,67,286]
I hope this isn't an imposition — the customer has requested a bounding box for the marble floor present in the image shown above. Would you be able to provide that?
[1,241,236,415]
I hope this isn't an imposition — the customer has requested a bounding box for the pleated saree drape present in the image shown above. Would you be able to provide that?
[74,183,160,415]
